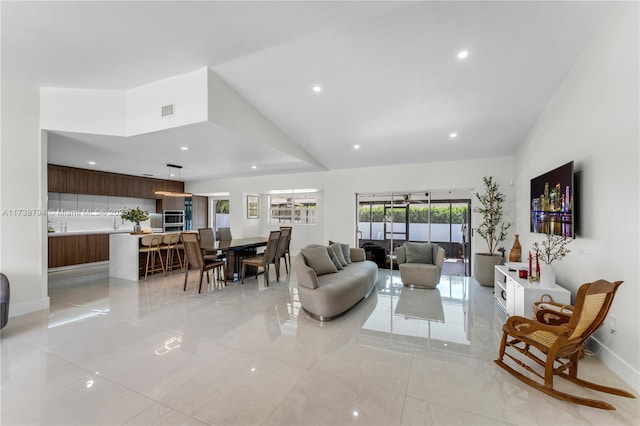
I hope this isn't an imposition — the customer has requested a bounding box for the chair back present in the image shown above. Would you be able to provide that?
[263,230,281,264]
[141,235,162,248]
[566,280,623,341]
[275,227,291,260]
[218,227,232,242]
[162,233,180,245]
[280,226,292,251]
[198,228,215,250]
[180,232,204,269]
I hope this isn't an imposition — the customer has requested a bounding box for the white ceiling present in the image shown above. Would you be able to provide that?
[2,1,613,181]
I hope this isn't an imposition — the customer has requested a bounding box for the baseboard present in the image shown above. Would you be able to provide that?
[589,335,640,393]
[8,297,50,318]
[48,261,108,273]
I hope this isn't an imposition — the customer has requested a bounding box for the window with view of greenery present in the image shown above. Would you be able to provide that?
[358,205,468,223]
[269,194,317,224]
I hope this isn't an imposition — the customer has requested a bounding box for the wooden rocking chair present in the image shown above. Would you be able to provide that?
[495,279,636,410]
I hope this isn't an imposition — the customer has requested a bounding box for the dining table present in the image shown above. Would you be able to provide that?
[210,236,268,281]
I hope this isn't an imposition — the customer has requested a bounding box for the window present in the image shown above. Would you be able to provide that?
[269,194,317,224]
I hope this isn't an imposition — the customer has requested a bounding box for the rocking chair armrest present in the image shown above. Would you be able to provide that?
[504,315,572,338]
[535,308,573,325]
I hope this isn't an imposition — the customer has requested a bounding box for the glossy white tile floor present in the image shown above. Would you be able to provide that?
[1,264,638,425]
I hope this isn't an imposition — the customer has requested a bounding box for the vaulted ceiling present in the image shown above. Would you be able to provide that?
[1,1,613,180]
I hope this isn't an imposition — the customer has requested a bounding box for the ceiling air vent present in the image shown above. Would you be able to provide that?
[161,103,175,117]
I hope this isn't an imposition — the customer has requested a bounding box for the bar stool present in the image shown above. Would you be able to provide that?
[140,235,166,280]
[162,233,184,273]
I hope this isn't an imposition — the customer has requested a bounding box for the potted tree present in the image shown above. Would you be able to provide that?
[473,176,511,286]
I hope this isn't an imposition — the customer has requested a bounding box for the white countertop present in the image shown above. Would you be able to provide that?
[48,229,134,237]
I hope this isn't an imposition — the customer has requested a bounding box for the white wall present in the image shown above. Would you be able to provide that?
[513,3,639,391]
[186,156,515,256]
[127,68,208,135]
[0,82,50,316]
[39,68,209,137]
[40,88,127,135]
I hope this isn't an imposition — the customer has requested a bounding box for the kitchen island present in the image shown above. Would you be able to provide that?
[109,232,183,281]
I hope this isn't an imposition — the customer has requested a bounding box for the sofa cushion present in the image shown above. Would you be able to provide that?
[326,246,344,270]
[340,243,352,264]
[395,246,406,264]
[329,240,352,264]
[301,246,338,276]
[330,243,348,267]
[405,242,433,264]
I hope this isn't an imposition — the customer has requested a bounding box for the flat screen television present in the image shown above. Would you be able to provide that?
[530,161,574,238]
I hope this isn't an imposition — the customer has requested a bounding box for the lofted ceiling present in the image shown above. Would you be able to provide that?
[1,1,613,181]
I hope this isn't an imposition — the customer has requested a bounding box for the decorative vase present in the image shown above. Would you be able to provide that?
[133,223,142,233]
[509,234,521,262]
[539,263,556,288]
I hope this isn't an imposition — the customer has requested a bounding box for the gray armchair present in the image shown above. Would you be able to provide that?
[1,273,9,329]
[395,243,446,289]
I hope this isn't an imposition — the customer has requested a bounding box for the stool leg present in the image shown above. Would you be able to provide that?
[145,251,151,280]
[159,249,166,276]
[167,247,173,272]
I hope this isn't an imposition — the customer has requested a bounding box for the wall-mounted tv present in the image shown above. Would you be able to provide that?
[530,161,574,238]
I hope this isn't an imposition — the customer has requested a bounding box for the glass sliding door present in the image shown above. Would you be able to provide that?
[430,200,471,276]
[357,191,471,275]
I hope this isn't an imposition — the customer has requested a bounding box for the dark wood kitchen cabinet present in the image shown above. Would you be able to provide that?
[48,233,110,268]
[48,164,184,199]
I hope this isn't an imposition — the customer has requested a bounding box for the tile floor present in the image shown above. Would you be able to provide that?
[1,263,637,425]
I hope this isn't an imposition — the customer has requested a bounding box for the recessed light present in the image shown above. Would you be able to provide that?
[170,173,175,177]
[88,161,96,165]
[457,50,469,59]
[449,133,458,139]
[353,145,360,149]
[251,165,257,169]
[180,146,188,151]
[312,85,322,93]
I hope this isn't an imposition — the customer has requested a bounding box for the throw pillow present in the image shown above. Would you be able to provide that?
[405,242,433,264]
[301,246,338,276]
[326,246,344,270]
[395,246,406,264]
[330,243,348,267]
[340,243,352,264]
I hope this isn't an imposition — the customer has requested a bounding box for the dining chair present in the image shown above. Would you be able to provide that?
[279,226,292,273]
[198,227,225,259]
[273,227,291,277]
[218,227,232,242]
[140,235,166,280]
[241,230,280,285]
[181,232,226,293]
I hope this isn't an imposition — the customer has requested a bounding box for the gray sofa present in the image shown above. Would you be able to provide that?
[295,244,378,321]
[395,242,445,289]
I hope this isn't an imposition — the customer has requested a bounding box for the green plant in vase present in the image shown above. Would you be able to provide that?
[473,176,512,286]
[121,207,149,233]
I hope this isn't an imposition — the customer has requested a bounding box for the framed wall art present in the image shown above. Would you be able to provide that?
[247,195,259,219]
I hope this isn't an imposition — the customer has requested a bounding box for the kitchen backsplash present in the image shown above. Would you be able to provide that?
[48,193,157,233]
